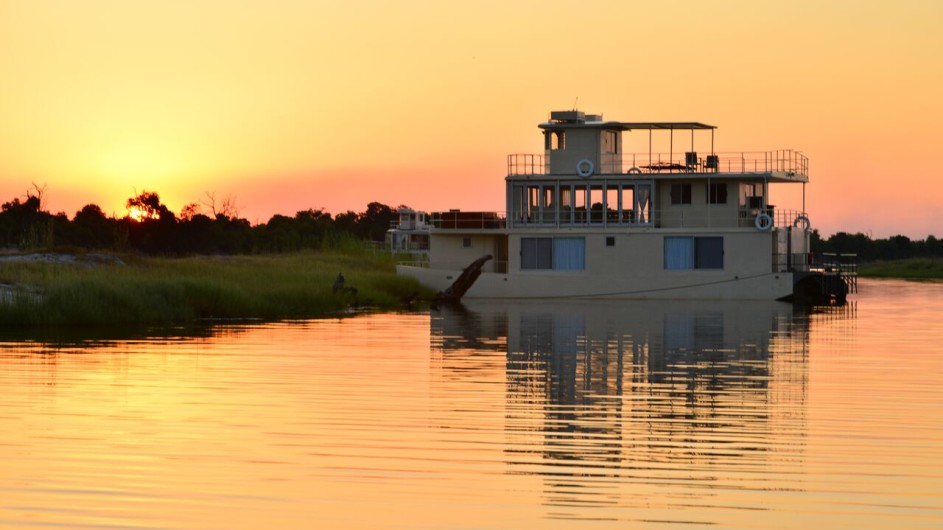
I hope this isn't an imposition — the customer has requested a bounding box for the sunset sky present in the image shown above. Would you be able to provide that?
[1,0,940,238]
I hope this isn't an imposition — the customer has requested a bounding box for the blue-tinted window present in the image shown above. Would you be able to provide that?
[664,237,723,270]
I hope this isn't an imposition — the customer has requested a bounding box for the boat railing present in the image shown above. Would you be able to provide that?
[428,209,811,229]
[811,253,859,293]
[430,211,507,229]
[507,154,546,176]
[650,208,809,229]
[429,209,813,231]
[508,150,807,178]
[737,208,809,229]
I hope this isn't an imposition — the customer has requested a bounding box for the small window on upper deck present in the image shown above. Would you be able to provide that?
[603,130,618,153]
[708,183,727,204]
[546,131,565,150]
[670,183,692,205]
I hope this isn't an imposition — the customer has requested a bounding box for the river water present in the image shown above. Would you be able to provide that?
[1,279,941,529]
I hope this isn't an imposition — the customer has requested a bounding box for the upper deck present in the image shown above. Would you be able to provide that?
[429,111,812,234]
[517,110,807,183]
[507,150,808,183]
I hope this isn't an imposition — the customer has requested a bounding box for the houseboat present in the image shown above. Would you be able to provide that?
[397,110,854,302]
[385,207,431,258]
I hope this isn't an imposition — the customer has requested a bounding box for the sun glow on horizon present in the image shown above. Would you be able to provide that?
[127,205,158,222]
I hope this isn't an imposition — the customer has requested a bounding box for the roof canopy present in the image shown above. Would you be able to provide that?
[539,120,715,131]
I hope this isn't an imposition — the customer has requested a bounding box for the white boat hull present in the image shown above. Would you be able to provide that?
[397,265,794,300]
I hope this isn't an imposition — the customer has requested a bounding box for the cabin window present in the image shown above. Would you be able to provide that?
[606,236,615,247]
[463,237,472,248]
[619,185,635,223]
[670,183,692,205]
[554,238,585,270]
[603,130,618,153]
[542,186,556,223]
[521,237,552,269]
[527,186,540,223]
[553,182,648,226]
[590,185,604,223]
[708,182,727,204]
[512,186,525,224]
[574,186,588,223]
[559,186,573,223]
[664,236,724,270]
[696,237,724,269]
[740,183,764,207]
[605,188,619,223]
[521,237,585,271]
[636,183,652,224]
[545,131,566,150]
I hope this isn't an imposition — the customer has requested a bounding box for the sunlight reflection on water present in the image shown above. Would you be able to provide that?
[1,279,942,529]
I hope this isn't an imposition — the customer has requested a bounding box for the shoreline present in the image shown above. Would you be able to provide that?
[0,250,433,327]
[857,258,943,281]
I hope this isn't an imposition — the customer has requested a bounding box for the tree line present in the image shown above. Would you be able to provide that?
[2,186,940,261]
[0,187,399,255]
[811,230,943,261]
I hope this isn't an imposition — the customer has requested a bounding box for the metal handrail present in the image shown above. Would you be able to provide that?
[429,211,508,229]
[508,150,807,178]
[426,210,814,230]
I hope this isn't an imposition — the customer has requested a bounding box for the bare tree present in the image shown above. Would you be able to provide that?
[179,202,202,221]
[28,182,47,211]
[201,192,241,219]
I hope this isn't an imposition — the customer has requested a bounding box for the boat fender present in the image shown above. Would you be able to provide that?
[576,159,594,177]
[793,214,811,230]
[755,212,773,231]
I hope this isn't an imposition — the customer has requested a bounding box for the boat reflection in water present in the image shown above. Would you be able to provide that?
[432,299,811,523]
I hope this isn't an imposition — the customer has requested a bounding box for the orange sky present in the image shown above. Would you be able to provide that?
[1,0,941,238]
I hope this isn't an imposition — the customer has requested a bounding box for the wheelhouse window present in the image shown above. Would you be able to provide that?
[670,183,692,205]
[545,131,566,150]
[664,236,724,270]
[603,130,618,153]
[522,237,585,271]
[708,182,727,204]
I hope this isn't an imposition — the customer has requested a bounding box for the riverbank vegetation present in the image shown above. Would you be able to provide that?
[858,258,943,280]
[811,230,943,262]
[0,186,439,326]
[812,231,943,279]
[0,249,432,326]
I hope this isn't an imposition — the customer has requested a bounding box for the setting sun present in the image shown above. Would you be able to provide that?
[126,205,156,222]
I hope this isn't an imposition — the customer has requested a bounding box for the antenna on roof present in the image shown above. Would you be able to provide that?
[573,96,579,110]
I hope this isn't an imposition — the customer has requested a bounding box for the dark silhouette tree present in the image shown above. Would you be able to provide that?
[125,191,178,253]
[356,202,395,241]
[0,190,52,248]
[126,190,175,222]
[69,204,115,248]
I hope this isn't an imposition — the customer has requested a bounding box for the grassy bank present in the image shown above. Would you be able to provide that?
[0,249,433,326]
[858,258,943,280]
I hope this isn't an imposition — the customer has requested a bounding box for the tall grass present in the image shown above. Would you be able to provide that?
[0,249,433,326]
[858,258,943,280]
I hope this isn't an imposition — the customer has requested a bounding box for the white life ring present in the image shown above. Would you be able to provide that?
[576,159,594,177]
[793,214,811,230]
[755,212,773,231]
[627,167,642,174]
